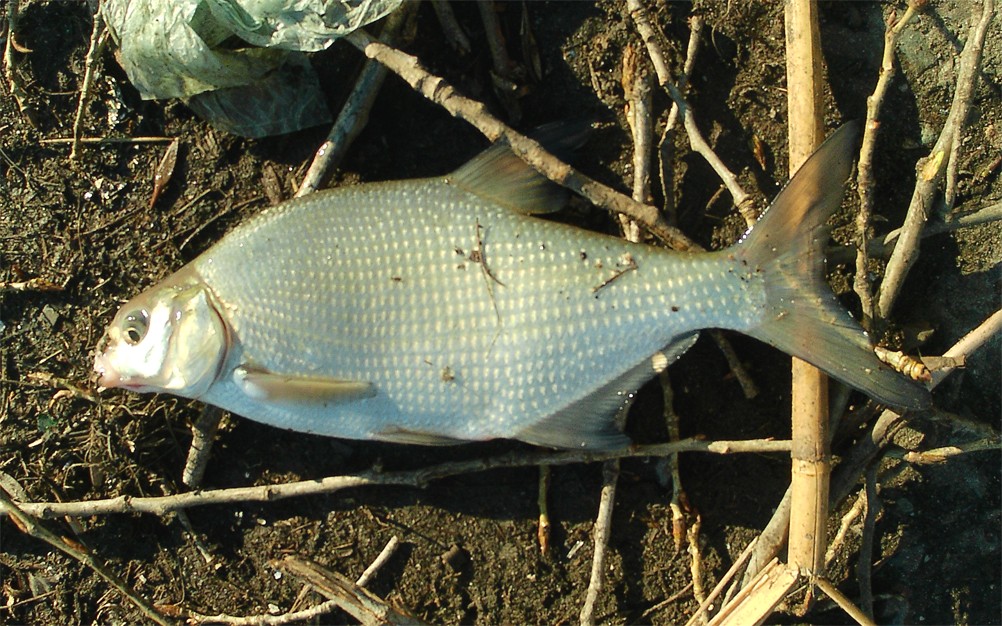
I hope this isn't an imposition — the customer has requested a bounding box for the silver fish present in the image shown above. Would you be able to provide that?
[94,123,929,449]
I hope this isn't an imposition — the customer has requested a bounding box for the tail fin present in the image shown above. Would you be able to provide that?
[737,123,930,410]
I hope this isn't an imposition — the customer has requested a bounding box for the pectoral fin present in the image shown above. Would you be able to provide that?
[233,365,375,405]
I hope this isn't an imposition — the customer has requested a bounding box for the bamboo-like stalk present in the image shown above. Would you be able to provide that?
[784,0,829,586]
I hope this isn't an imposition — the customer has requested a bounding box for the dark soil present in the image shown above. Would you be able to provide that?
[1,1,999,625]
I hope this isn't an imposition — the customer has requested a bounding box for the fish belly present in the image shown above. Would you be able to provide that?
[193,179,764,441]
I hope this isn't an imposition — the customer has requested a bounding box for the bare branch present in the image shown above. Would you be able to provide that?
[8,438,792,519]
[344,29,698,251]
[876,0,996,320]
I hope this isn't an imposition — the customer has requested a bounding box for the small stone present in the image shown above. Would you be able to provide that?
[41,305,60,327]
[440,543,467,571]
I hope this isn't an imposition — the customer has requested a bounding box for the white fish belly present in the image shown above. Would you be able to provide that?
[193,179,764,441]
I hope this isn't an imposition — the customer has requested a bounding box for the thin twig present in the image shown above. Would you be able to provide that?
[814,578,878,626]
[658,14,703,225]
[824,490,866,568]
[537,465,551,556]
[709,332,759,399]
[296,5,413,197]
[7,438,792,519]
[70,6,108,162]
[857,464,879,618]
[3,0,37,125]
[343,29,699,251]
[890,438,1002,464]
[641,581,694,620]
[687,513,707,623]
[430,0,471,56]
[930,308,1002,386]
[826,199,1002,264]
[41,136,176,145]
[854,3,920,330]
[659,370,688,552]
[0,487,174,626]
[182,406,223,488]
[685,537,758,626]
[478,0,520,121]
[629,0,756,227]
[187,536,402,625]
[876,0,995,320]
[277,557,426,626]
[580,460,620,626]
[884,200,1002,244]
[356,535,401,587]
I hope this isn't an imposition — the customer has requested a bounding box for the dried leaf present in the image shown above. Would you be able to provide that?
[149,138,179,209]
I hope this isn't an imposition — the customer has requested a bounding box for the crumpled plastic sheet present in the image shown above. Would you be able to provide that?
[101,0,402,137]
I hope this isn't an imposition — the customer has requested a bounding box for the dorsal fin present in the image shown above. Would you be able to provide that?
[447,121,590,215]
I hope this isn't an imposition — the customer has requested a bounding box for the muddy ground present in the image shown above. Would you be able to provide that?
[1,1,1000,624]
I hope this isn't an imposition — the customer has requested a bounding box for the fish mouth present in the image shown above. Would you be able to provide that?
[92,352,121,390]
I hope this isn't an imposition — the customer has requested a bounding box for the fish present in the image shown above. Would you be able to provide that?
[93,122,930,449]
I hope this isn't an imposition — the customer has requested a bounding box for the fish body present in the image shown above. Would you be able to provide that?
[94,124,929,448]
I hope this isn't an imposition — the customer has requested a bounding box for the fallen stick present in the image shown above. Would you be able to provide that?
[41,136,176,145]
[628,0,756,227]
[187,536,402,625]
[784,0,829,593]
[70,6,108,162]
[277,557,426,626]
[7,438,792,519]
[854,2,921,329]
[343,29,698,252]
[296,6,414,197]
[579,460,620,626]
[0,487,174,626]
[876,0,996,320]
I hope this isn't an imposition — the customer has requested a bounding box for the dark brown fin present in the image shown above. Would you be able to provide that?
[736,123,930,410]
[448,121,590,215]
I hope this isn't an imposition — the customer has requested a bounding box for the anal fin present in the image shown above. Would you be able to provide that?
[233,365,375,405]
[373,427,467,446]
[517,333,699,450]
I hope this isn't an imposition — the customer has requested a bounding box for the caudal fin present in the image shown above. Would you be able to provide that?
[737,123,930,410]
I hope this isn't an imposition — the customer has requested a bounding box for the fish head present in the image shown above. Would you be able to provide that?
[94,268,228,399]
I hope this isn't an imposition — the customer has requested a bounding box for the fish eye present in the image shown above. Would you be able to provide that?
[122,310,149,345]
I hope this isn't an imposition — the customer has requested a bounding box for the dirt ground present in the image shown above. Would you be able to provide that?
[1,1,999,624]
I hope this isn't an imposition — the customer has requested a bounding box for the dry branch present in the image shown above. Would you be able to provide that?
[579,460,620,626]
[70,6,108,162]
[876,0,996,320]
[854,3,920,329]
[7,438,792,519]
[343,29,698,251]
[628,0,756,227]
[0,487,174,626]
[784,0,829,589]
[188,536,402,625]
[277,557,426,626]
[296,6,413,197]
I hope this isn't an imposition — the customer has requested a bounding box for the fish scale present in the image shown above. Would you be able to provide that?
[194,178,754,445]
[94,124,930,449]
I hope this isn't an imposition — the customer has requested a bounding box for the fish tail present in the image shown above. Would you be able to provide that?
[736,122,930,409]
